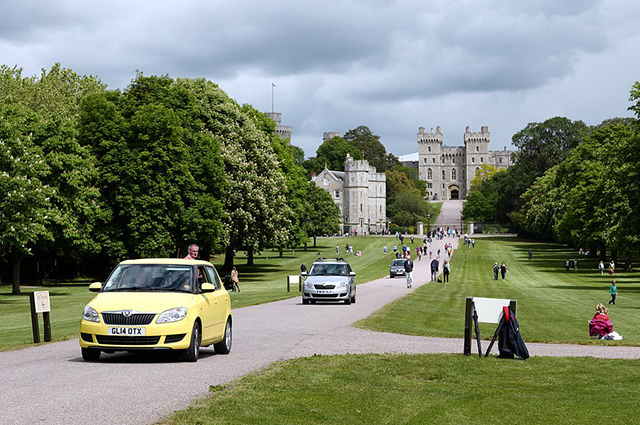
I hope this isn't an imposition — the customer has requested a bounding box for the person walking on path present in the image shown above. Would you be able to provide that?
[609,260,615,276]
[430,258,439,282]
[565,258,570,271]
[404,254,414,288]
[528,249,533,261]
[493,262,499,280]
[573,258,578,272]
[609,280,618,305]
[300,263,307,274]
[230,267,240,292]
[336,245,339,255]
[443,260,450,283]
[500,262,508,280]
[598,261,605,276]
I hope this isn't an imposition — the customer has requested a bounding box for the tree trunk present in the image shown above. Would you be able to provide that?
[222,245,235,272]
[246,247,254,266]
[612,250,618,264]
[624,253,633,272]
[304,241,308,251]
[588,243,598,258]
[279,246,283,258]
[313,236,317,247]
[12,251,24,295]
[599,243,606,262]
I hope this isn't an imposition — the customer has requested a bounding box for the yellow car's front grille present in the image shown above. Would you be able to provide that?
[96,335,161,345]
[102,313,156,325]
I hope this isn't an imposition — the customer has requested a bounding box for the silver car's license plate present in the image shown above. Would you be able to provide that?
[316,290,332,294]
[108,327,146,336]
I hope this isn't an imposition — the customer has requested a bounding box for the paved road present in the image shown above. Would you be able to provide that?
[433,199,464,229]
[2,235,639,425]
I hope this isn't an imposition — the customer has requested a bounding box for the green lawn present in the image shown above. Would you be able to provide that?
[164,353,640,425]
[0,236,407,351]
[357,237,638,345]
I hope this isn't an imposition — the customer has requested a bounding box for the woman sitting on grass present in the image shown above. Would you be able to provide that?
[589,303,613,338]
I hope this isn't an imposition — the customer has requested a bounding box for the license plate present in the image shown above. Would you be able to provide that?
[316,290,332,294]
[108,327,146,336]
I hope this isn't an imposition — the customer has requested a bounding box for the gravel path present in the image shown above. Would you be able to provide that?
[1,234,638,425]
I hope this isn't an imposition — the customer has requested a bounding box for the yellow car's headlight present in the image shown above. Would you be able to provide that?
[82,306,100,323]
[157,307,188,324]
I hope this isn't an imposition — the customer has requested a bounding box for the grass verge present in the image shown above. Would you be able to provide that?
[163,353,640,425]
[357,237,639,345]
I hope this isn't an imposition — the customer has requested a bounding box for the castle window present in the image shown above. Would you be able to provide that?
[476,146,479,152]
[462,169,466,179]
[428,147,431,152]
[427,168,432,180]
[432,158,435,163]
[442,170,446,180]
[452,158,455,164]
[334,190,340,198]
[481,157,484,163]
[499,158,503,164]
[452,169,457,180]
[423,158,427,164]
[472,157,475,163]
[475,167,480,177]
[323,178,328,186]
[360,204,363,212]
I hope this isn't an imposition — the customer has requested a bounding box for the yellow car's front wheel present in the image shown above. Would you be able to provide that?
[214,319,232,354]
[181,322,201,362]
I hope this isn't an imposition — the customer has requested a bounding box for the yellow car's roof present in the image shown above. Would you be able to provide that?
[119,258,215,266]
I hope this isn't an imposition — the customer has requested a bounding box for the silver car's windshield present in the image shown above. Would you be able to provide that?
[309,264,349,276]
[102,265,194,292]
[392,260,406,266]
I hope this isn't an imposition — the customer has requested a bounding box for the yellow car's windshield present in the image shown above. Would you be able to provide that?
[102,265,194,292]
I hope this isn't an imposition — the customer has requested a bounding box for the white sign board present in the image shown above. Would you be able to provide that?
[34,291,51,313]
[472,297,511,324]
[287,275,300,284]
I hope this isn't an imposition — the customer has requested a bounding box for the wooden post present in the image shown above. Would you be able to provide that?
[43,312,52,342]
[464,297,472,356]
[29,293,40,343]
[287,277,290,292]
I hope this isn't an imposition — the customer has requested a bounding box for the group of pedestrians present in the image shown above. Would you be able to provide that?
[493,261,508,280]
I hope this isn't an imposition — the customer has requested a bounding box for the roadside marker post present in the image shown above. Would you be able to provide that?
[29,291,52,343]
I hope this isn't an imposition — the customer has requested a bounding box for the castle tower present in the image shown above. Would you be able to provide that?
[323,131,341,141]
[464,126,490,195]
[344,154,371,234]
[267,112,293,140]
[417,126,444,200]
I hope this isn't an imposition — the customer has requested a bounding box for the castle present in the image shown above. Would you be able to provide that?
[312,150,386,235]
[414,126,512,200]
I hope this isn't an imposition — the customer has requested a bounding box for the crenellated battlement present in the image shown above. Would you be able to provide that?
[463,125,490,143]
[417,126,444,144]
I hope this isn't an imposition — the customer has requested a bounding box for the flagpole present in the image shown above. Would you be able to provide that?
[271,83,274,113]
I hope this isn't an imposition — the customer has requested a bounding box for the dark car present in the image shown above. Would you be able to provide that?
[390,259,407,278]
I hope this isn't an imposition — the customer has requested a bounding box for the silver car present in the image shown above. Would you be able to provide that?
[389,259,407,278]
[302,259,356,305]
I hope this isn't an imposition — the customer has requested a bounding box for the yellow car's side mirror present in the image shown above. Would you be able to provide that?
[201,282,216,293]
[89,282,103,292]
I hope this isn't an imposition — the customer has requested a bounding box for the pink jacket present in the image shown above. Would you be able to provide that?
[589,314,613,337]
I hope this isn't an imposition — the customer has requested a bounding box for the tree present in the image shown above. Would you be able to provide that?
[469,164,503,191]
[344,125,387,171]
[512,116,589,180]
[388,190,429,227]
[302,182,341,246]
[306,136,363,175]
[0,106,53,294]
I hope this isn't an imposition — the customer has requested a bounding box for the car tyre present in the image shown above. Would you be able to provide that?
[345,296,352,305]
[214,319,232,355]
[351,294,356,304]
[390,274,394,278]
[182,322,201,362]
[302,298,309,305]
[81,348,101,361]
[310,299,316,304]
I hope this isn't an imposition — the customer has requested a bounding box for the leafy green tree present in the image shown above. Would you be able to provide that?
[306,136,362,175]
[344,125,387,171]
[0,65,106,290]
[469,164,503,191]
[388,190,429,227]
[302,182,341,247]
[0,106,53,294]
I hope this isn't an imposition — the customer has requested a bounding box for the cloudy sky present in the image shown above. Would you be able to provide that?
[2,0,638,157]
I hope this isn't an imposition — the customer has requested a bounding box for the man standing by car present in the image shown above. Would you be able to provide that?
[184,244,199,260]
[404,254,414,289]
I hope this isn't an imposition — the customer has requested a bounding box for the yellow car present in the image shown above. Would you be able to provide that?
[79,259,232,362]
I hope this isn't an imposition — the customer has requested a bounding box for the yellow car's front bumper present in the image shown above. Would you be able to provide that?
[79,318,194,351]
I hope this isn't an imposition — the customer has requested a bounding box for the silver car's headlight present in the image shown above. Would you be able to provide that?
[339,281,348,287]
[305,280,315,289]
[82,306,100,323]
[157,307,188,324]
